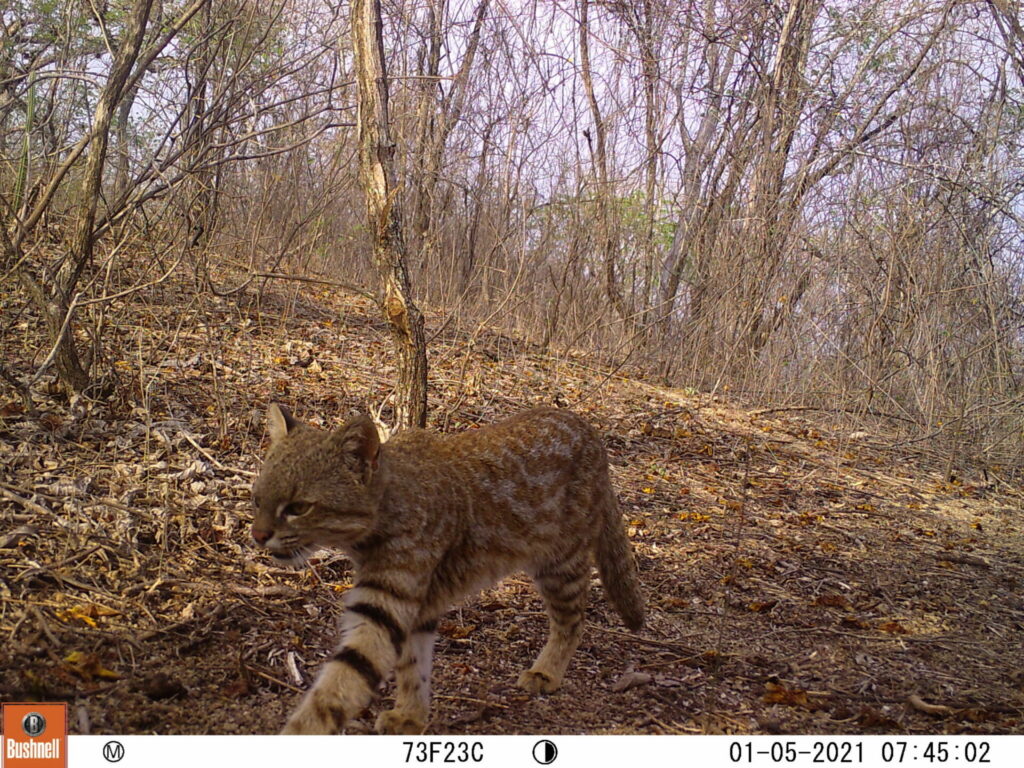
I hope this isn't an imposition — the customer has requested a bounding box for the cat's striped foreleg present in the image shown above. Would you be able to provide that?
[375,616,439,734]
[281,579,417,734]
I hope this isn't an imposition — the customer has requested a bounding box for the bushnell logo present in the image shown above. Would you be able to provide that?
[3,702,67,768]
[22,712,46,738]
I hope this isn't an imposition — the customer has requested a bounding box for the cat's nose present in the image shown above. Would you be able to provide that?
[252,526,272,546]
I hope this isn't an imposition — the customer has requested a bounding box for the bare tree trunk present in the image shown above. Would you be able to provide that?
[987,0,1024,84]
[580,0,629,326]
[739,0,816,355]
[411,0,489,274]
[462,121,494,293]
[410,0,444,265]
[50,0,155,392]
[113,85,138,203]
[620,0,660,325]
[184,0,214,250]
[657,1,742,349]
[351,0,428,428]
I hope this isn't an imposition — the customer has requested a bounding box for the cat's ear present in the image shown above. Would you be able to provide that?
[335,414,381,473]
[267,403,298,444]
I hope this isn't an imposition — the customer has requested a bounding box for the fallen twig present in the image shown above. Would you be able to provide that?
[907,693,952,716]
[138,603,225,641]
[0,484,52,516]
[244,664,304,694]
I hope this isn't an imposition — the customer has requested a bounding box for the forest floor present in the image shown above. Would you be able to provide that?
[1,273,1023,736]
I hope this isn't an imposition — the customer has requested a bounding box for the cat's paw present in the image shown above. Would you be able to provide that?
[375,709,426,735]
[517,668,561,694]
[281,696,339,734]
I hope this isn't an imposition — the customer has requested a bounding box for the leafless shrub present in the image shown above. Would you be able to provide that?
[2,0,1020,471]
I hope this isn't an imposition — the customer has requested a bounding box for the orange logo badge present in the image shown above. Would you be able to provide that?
[2,703,67,768]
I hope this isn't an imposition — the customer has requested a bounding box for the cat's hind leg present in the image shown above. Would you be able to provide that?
[518,558,590,694]
[375,617,439,735]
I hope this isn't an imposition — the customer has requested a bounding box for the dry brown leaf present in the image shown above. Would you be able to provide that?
[450,705,495,726]
[139,672,188,700]
[0,524,38,549]
[612,671,653,692]
[857,706,901,729]
[0,402,23,417]
[440,621,477,639]
[878,620,909,634]
[763,682,812,709]
[223,675,252,698]
[956,708,997,723]
[63,651,121,681]
[56,603,121,629]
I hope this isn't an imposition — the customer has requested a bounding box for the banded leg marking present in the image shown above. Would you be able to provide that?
[376,617,439,735]
[281,579,417,734]
[518,562,590,694]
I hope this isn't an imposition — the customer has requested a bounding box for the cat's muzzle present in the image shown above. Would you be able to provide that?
[267,544,316,568]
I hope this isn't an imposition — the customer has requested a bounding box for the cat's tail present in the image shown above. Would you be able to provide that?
[595,477,645,631]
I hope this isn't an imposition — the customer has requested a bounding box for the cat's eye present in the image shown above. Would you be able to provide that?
[281,502,309,519]
[253,494,262,509]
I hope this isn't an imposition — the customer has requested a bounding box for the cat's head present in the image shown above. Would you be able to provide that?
[251,404,382,566]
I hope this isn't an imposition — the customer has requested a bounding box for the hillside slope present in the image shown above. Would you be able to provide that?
[1,278,1022,734]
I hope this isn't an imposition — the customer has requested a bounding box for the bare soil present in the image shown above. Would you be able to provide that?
[2,277,1022,735]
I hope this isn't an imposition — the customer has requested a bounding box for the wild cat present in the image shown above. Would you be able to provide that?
[251,404,644,734]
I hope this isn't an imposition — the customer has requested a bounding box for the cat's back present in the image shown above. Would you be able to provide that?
[386,407,602,468]
[446,407,599,460]
[381,409,610,551]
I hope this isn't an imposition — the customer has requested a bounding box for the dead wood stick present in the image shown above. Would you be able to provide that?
[749,404,917,424]
[77,704,91,734]
[285,652,304,687]
[936,552,992,568]
[29,605,60,647]
[52,544,104,569]
[244,664,304,694]
[252,271,375,300]
[138,603,225,641]
[435,694,508,709]
[227,584,299,598]
[906,693,953,716]
[0,484,52,516]
[173,428,227,471]
[596,625,701,654]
